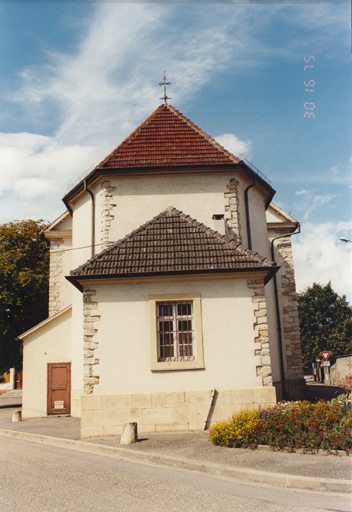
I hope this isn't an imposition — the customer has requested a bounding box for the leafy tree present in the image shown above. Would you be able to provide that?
[297,282,352,366]
[0,220,49,373]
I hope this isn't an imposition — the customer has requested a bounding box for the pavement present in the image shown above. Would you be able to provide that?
[0,390,351,496]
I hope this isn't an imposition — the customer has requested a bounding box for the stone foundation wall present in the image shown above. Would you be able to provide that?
[80,387,277,438]
[71,389,83,418]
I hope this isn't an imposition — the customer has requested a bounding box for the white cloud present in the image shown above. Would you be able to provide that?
[0,132,100,221]
[288,4,350,58]
[292,221,352,304]
[294,188,341,221]
[330,165,339,177]
[305,194,340,220]
[214,133,252,160]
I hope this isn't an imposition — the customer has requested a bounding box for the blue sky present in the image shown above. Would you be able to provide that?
[0,1,351,301]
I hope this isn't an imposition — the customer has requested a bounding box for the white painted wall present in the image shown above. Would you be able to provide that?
[71,288,84,411]
[69,193,94,413]
[66,170,277,400]
[72,193,93,268]
[22,308,72,418]
[91,277,263,396]
[97,173,236,244]
[70,171,272,265]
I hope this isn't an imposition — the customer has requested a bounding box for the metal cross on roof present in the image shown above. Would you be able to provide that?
[159,72,171,104]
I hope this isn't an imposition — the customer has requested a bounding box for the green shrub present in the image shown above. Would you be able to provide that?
[209,397,352,453]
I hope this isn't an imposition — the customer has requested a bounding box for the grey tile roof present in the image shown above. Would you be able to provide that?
[69,207,277,282]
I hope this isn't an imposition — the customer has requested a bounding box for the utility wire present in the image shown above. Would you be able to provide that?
[49,241,115,254]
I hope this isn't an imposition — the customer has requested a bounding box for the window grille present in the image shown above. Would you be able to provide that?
[157,301,194,361]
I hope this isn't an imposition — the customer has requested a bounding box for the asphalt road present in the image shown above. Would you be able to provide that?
[1,436,351,512]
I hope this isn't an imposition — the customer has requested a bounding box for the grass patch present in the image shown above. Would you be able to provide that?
[209,395,352,453]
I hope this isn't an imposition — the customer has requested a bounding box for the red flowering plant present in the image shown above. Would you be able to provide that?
[209,396,352,454]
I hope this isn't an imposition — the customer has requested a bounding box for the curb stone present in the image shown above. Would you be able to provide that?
[255,444,349,456]
[1,428,351,495]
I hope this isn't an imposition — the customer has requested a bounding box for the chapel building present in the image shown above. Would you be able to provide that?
[19,103,305,437]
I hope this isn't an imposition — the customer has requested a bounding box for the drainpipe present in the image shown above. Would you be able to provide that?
[244,176,256,250]
[84,180,95,258]
[271,223,301,400]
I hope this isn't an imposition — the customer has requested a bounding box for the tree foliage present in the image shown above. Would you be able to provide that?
[297,282,352,366]
[0,220,49,373]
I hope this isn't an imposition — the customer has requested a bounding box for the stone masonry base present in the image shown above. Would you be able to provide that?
[80,387,277,438]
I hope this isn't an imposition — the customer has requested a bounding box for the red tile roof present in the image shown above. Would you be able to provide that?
[97,104,240,169]
[69,207,277,282]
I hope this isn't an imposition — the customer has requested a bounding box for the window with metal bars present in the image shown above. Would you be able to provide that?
[157,301,194,361]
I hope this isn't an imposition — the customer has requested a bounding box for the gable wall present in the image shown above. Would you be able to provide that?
[83,172,271,257]
[83,277,268,395]
[69,171,272,267]
[97,173,236,246]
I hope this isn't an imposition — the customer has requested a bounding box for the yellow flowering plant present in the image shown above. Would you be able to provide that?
[209,409,261,448]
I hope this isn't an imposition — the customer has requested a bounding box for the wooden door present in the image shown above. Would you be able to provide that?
[47,363,71,415]
[15,371,23,389]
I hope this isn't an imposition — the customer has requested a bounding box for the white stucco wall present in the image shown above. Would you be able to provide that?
[69,171,271,269]
[98,173,236,244]
[71,288,84,416]
[72,193,93,268]
[22,308,72,418]
[236,177,271,258]
[89,277,263,396]
[59,237,73,309]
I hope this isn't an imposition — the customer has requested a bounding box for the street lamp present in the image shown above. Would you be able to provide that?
[339,237,352,243]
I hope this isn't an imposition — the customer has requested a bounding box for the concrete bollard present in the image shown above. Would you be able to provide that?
[12,410,22,422]
[120,422,138,445]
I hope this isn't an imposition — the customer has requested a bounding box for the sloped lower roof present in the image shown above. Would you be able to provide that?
[18,305,72,340]
[97,104,240,169]
[68,207,278,287]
